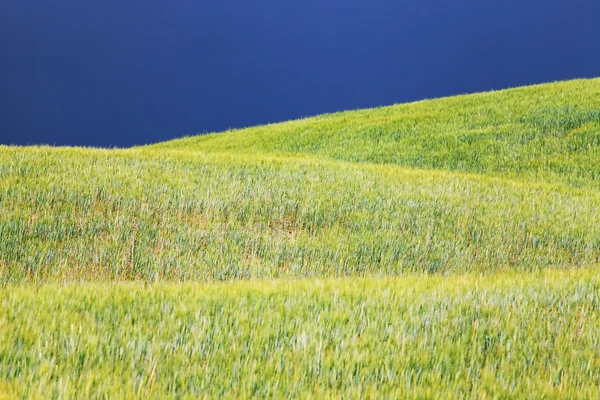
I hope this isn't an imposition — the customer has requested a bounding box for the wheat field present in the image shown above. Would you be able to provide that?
[1,78,600,397]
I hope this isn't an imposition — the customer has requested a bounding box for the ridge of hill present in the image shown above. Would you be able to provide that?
[1,79,600,283]
[150,78,600,191]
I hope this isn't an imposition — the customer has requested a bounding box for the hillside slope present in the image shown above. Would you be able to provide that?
[1,79,600,283]
[151,78,600,190]
[2,79,600,398]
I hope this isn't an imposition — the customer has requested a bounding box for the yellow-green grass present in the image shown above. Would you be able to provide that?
[2,79,600,397]
[2,79,600,283]
[1,148,599,283]
[2,269,600,398]
[152,78,600,191]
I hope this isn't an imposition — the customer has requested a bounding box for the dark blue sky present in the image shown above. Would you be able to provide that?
[1,0,599,147]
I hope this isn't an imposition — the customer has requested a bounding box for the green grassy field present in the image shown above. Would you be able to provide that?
[2,270,600,398]
[1,78,600,397]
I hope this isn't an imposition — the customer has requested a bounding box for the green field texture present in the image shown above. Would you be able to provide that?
[2,269,600,398]
[2,79,600,283]
[2,79,600,398]
[152,78,600,190]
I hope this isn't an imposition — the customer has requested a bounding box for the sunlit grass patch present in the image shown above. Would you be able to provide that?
[2,268,600,398]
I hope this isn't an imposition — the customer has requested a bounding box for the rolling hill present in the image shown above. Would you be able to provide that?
[1,78,600,397]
